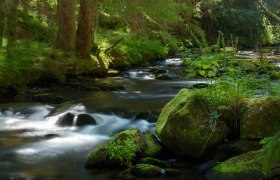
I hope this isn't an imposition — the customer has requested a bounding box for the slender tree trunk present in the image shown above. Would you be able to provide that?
[76,0,95,59]
[36,0,43,20]
[55,0,76,51]
[256,0,280,23]
[0,0,5,48]
[6,0,17,56]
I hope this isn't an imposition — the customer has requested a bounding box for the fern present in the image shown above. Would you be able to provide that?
[258,131,280,175]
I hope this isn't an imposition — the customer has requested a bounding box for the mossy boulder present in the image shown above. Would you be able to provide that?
[240,96,280,139]
[85,129,162,169]
[155,89,229,158]
[207,150,280,180]
[131,163,164,177]
[84,145,121,169]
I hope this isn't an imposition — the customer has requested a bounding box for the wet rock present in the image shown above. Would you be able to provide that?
[118,168,134,179]
[82,86,101,91]
[49,102,75,116]
[206,151,280,180]
[56,112,74,126]
[156,89,230,158]
[76,113,97,126]
[131,163,164,177]
[155,74,172,80]
[85,129,162,169]
[138,157,170,168]
[218,140,262,157]
[134,111,159,122]
[44,134,59,139]
[165,168,183,177]
[109,59,132,71]
[148,68,167,74]
[84,145,122,169]
[96,83,125,91]
[240,96,280,139]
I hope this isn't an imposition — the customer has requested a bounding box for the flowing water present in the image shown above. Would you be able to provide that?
[0,52,279,179]
[0,58,214,179]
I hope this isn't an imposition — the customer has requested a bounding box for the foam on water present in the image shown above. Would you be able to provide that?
[0,104,155,164]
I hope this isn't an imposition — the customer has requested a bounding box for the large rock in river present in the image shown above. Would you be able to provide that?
[240,96,280,139]
[85,129,162,169]
[155,89,229,158]
[75,113,97,126]
[56,112,74,126]
[206,150,280,180]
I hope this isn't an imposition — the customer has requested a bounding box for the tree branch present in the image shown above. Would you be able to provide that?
[105,37,123,55]
[256,0,280,23]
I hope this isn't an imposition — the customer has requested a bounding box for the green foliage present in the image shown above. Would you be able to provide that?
[201,0,264,47]
[95,29,170,67]
[0,40,50,87]
[184,31,228,78]
[0,40,85,88]
[185,31,279,109]
[198,75,276,108]
[185,53,223,78]
[258,131,280,175]
[107,138,137,167]
[100,0,181,31]
[17,8,56,42]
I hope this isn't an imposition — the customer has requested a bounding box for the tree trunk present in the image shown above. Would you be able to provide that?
[5,0,17,56]
[256,0,280,23]
[55,0,76,51]
[76,0,96,59]
[0,0,5,47]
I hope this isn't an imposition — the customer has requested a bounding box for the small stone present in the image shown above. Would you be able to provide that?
[155,74,172,80]
[138,157,170,168]
[131,164,164,177]
[165,168,183,177]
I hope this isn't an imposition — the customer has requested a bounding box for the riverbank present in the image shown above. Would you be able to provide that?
[0,31,180,101]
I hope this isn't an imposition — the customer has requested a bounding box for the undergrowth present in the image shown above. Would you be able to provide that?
[186,30,280,176]
[258,131,280,176]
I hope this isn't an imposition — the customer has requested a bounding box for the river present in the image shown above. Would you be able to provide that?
[0,51,279,179]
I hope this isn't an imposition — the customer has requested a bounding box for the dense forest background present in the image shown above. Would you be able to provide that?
[0,0,280,89]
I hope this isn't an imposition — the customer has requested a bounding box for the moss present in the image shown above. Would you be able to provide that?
[156,89,194,136]
[107,129,139,166]
[85,129,162,168]
[213,151,260,174]
[134,163,160,170]
[155,89,229,158]
[131,163,164,177]
[240,96,280,139]
[141,132,162,157]
[139,158,170,168]
[85,145,121,169]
